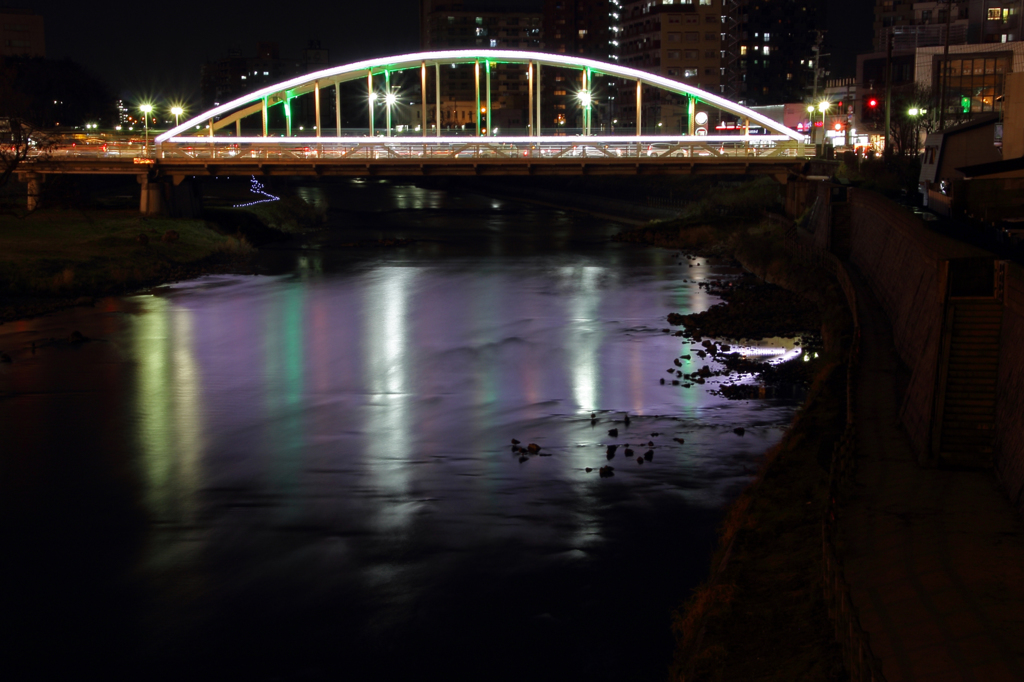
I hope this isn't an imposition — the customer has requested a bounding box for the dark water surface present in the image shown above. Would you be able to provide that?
[1,181,799,681]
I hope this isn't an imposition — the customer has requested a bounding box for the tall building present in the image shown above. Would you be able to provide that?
[874,1,970,52]
[873,0,1021,52]
[858,0,1022,141]
[541,0,622,130]
[0,8,44,58]
[619,0,723,132]
[724,0,828,106]
[200,41,329,110]
[420,0,542,132]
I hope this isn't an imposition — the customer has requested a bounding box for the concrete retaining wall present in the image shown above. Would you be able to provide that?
[848,190,951,458]
[996,263,1024,516]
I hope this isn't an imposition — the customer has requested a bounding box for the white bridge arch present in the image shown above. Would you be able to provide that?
[155,49,803,148]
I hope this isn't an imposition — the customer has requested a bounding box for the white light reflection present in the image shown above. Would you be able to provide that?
[134,296,204,526]
[563,265,604,414]
[363,267,416,532]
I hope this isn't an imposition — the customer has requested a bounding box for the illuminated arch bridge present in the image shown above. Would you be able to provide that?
[153,49,810,173]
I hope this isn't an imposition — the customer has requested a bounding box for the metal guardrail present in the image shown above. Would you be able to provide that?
[30,137,812,163]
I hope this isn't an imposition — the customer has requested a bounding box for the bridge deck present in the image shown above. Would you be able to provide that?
[24,156,809,178]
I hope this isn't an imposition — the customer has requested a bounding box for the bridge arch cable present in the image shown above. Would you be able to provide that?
[155,49,803,145]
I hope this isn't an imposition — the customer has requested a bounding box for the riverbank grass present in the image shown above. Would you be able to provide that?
[0,209,253,316]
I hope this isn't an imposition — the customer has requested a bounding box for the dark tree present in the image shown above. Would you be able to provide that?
[0,56,110,190]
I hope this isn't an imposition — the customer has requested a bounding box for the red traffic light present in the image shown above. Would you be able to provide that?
[868,98,878,108]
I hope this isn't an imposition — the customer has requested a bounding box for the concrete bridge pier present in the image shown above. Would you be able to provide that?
[21,172,44,211]
[138,173,162,216]
[138,174,203,218]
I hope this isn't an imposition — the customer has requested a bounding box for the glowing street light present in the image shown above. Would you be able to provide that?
[171,106,184,126]
[577,90,594,136]
[383,89,398,137]
[140,103,153,156]
[907,107,927,155]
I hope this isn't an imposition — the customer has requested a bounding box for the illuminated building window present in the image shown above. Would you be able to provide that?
[987,8,1001,20]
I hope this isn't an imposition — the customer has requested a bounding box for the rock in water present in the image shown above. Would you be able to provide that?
[608,428,618,437]
[599,466,615,478]
[733,427,746,436]
[624,448,634,458]
[69,330,87,344]
[519,456,529,463]
[527,443,541,454]
[637,457,644,464]
[585,467,593,473]
[511,438,520,445]
[606,444,618,459]
[644,450,654,461]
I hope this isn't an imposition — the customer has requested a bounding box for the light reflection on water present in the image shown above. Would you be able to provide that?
[0,183,804,681]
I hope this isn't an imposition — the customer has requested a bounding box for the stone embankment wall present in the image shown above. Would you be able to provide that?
[996,263,1024,516]
[845,189,968,459]
[791,180,1024,514]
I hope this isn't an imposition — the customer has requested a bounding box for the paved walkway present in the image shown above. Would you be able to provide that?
[842,269,1024,682]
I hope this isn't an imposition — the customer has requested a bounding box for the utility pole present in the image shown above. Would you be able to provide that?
[937,0,954,130]
[884,28,893,160]
[811,30,828,101]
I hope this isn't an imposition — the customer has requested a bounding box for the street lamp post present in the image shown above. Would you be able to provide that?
[817,100,831,157]
[384,90,397,137]
[140,104,153,157]
[171,106,183,127]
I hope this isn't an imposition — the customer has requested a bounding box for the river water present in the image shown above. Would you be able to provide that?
[0,180,800,681]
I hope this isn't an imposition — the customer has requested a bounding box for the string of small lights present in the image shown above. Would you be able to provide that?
[233,175,280,208]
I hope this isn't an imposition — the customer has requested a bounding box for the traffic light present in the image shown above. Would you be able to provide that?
[863,94,880,125]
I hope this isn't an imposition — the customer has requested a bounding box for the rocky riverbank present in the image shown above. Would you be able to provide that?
[614,212,853,680]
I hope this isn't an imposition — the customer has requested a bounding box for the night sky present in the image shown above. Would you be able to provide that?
[22,0,872,104]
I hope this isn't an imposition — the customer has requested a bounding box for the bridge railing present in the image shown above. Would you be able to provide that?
[148,139,811,161]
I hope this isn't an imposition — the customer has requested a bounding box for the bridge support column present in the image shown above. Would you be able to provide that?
[22,172,44,211]
[435,63,441,135]
[535,63,541,136]
[262,98,268,137]
[335,82,342,136]
[138,174,163,216]
[315,81,321,137]
[385,70,392,136]
[474,61,481,138]
[421,62,427,137]
[485,60,491,136]
[528,61,534,136]
[367,71,374,136]
[636,81,642,138]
